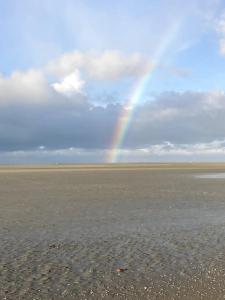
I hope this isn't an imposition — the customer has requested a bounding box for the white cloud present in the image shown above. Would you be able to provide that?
[46,50,150,80]
[111,140,225,162]
[52,70,85,96]
[216,12,225,55]
[0,50,151,107]
[0,68,86,107]
[217,12,225,34]
[219,39,225,56]
[0,49,190,109]
[0,70,49,105]
[141,140,225,156]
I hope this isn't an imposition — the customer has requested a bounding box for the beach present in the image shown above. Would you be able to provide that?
[1,164,225,299]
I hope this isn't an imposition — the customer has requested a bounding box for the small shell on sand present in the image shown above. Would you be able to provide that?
[116,268,126,273]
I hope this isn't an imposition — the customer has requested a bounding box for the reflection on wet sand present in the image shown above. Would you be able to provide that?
[195,173,225,179]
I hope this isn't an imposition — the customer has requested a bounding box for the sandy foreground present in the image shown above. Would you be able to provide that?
[2,164,225,299]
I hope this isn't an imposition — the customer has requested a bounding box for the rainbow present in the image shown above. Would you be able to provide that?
[107,21,183,163]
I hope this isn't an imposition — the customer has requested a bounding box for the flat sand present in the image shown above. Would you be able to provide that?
[2,164,225,299]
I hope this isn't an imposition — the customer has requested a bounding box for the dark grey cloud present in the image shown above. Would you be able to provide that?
[124,91,225,147]
[0,99,120,151]
[1,88,225,154]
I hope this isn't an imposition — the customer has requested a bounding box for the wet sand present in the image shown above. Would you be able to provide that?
[2,164,225,299]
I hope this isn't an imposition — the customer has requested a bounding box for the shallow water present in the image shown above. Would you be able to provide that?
[195,172,225,179]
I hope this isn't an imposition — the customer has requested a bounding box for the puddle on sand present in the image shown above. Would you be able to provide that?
[195,173,225,179]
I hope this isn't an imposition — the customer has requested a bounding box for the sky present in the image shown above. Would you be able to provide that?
[1,0,225,163]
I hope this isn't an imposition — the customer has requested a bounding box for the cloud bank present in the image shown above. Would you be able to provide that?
[1,49,225,163]
[1,140,225,164]
[1,69,225,161]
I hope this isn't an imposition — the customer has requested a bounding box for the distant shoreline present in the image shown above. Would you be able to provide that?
[1,162,225,172]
